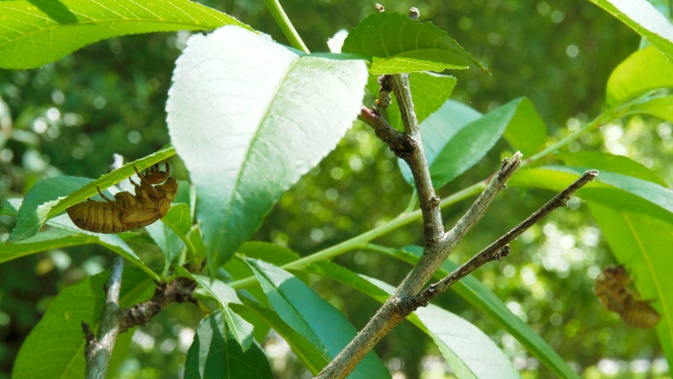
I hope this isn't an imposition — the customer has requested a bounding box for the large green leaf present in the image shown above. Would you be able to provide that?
[589,205,673,372]
[1,228,94,263]
[342,12,485,74]
[374,246,580,379]
[167,26,368,268]
[304,262,521,378]
[588,0,673,63]
[245,258,390,379]
[0,0,246,69]
[12,268,154,379]
[8,146,175,243]
[146,203,191,275]
[606,46,673,106]
[184,311,272,379]
[412,97,546,189]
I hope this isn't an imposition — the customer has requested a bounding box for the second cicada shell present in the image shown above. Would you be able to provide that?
[67,162,178,233]
[594,265,660,329]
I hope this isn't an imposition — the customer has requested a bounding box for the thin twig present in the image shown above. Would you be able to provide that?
[410,169,599,307]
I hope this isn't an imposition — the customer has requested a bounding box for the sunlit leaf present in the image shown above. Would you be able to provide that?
[167,26,368,267]
[0,0,246,69]
[588,0,673,63]
[630,95,673,123]
[606,46,673,105]
[342,12,485,74]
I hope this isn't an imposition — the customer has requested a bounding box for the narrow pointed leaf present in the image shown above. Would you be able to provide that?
[1,228,95,263]
[370,246,579,379]
[589,0,673,63]
[342,13,485,74]
[185,311,272,379]
[0,0,246,69]
[589,205,673,370]
[304,262,521,378]
[12,268,154,379]
[414,97,546,188]
[167,26,368,267]
[245,258,390,378]
[509,166,673,226]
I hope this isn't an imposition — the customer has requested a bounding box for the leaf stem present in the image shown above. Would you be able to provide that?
[262,0,310,54]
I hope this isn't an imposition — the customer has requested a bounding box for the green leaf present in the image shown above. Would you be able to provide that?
[185,311,272,379]
[230,302,329,374]
[304,262,521,378]
[184,270,254,352]
[12,268,154,379]
[146,203,191,273]
[377,246,579,379]
[606,46,673,106]
[0,0,246,69]
[588,0,673,63]
[1,228,95,263]
[385,72,457,131]
[167,27,368,268]
[630,95,673,123]
[245,259,390,379]
[420,97,546,189]
[342,13,485,74]
[589,205,673,369]
[8,145,175,242]
[50,215,160,280]
[509,167,673,226]
[554,151,667,186]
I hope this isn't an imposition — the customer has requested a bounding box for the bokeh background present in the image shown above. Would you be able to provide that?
[1,1,671,378]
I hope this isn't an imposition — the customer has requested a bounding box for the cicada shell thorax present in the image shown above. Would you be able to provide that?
[594,265,660,329]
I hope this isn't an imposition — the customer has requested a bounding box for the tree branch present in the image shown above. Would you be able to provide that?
[316,154,522,379]
[409,169,599,308]
[83,255,124,379]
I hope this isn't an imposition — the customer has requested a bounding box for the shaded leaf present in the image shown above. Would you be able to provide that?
[184,311,272,379]
[0,0,246,69]
[304,262,521,378]
[12,268,154,379]
[385,72,457,131]
[246,258,390,378]
[1,228,95,263]
[378,246,579,379]
[420,97,546,189]
[342,13,485,74]
[167,26,367,267]
[555,151,666,186]
[589,0,673,64]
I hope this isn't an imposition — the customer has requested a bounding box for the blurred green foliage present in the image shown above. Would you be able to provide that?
[0,0,669,378]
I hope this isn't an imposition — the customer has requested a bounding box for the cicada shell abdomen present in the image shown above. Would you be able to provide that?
[66,162,178,233]
[620,298,661,329]
[594,265,660,329]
